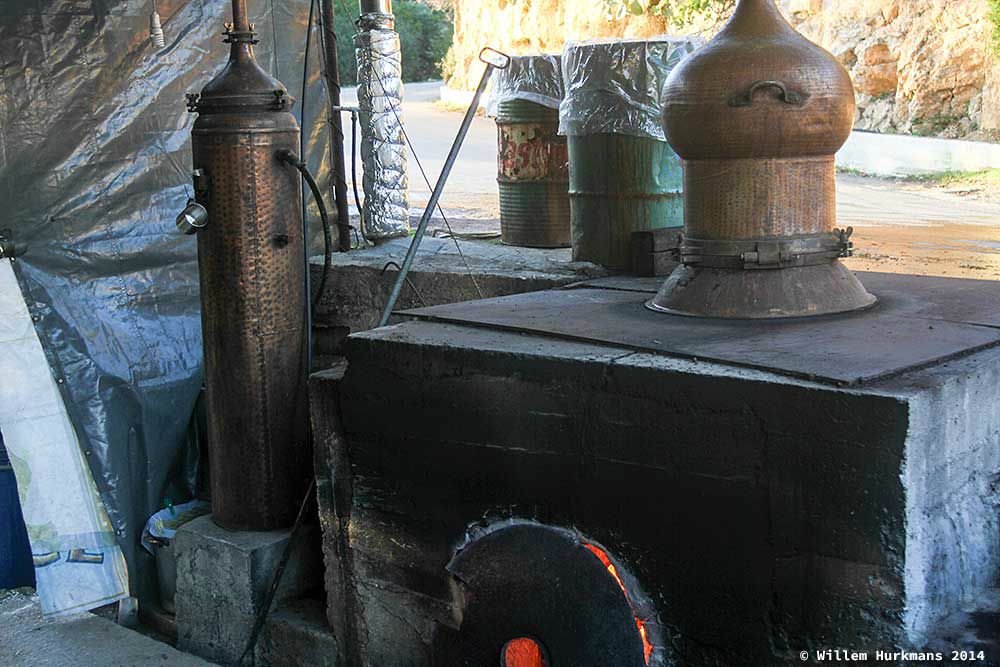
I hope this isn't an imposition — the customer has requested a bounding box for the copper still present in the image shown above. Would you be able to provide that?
[185,0,310,530]
[647,0,876,319]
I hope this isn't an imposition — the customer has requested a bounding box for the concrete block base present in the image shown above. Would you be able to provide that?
[255,598,338,667]
[311,272,1000,666]
[309,236,605,347]
[174,515,322,665]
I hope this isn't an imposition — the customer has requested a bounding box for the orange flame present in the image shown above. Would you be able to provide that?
[584,543,653,665]
[503,637,546,667]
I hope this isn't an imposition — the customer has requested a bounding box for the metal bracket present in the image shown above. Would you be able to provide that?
[192,168,211,197]
[0,228,26,259]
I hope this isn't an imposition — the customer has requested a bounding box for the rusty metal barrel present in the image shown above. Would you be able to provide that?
[490,54,569,248]
[186,6,310,531]
[561,38,697,270]
[567,133,682,269]
[496,99,570,247]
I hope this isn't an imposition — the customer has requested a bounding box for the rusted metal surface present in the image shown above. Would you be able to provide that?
[649,0,875,319]
[496,99,570,248]
[188,1,310,531]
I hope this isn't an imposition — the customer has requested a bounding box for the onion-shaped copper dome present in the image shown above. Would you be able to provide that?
[647,0,875,319]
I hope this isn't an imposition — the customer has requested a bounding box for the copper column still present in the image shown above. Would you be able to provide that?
[185,0,310,530]
[648,0,875,319]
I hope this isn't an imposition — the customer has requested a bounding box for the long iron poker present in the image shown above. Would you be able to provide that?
[378,48,510,328]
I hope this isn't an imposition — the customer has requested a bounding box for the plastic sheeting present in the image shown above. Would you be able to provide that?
[356,18,411,240]
[486,53,564,116]
[0,0,337,604]
[559,36,699,140]
[0,259,128,615]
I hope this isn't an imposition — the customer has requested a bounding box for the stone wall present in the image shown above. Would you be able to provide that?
[444,1,668,89]
[445,0,999,139]
[785,0,997,138]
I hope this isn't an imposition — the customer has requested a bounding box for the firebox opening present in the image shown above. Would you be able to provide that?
[583,543,654,665]
[502,637,548,667]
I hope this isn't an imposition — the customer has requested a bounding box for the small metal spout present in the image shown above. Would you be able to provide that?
[176,201,209,235]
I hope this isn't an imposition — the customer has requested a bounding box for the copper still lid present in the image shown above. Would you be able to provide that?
[186,6,293,117]
[647,0,876,319]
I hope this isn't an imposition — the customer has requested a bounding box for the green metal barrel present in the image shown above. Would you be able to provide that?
[569,133,684,270]
[496,99,571,248]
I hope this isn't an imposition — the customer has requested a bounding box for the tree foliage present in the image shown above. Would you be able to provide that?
[990,0,1000,55]
[604,0,736,28]
[333,0,454,85]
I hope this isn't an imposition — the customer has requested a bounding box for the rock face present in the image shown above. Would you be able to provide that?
[784,0,997,138]
[445,1,668,90]
[446,0,999,139]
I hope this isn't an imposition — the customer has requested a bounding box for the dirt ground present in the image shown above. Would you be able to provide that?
[843,175,1000,280]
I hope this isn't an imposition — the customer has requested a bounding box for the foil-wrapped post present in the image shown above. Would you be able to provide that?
[355,0,411,241]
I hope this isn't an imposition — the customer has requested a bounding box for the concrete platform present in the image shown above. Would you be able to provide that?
[313,271,1000,666]
[0,589,213,666]
[173,515,323,665]
[309,236,605,349]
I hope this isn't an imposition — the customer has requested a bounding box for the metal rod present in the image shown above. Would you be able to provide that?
[319,0,353,252]
[377,62,496,327]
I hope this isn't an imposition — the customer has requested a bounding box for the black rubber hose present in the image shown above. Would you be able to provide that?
[278,150,334,312]
[351,111,367,242]
[236,479,315,666]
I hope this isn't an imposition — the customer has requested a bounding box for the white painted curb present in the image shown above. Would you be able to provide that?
[836,130,1000,178]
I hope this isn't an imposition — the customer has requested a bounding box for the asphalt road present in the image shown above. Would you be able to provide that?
[344,81,1000,279]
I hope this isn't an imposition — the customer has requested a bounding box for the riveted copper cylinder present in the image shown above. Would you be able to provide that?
[188,5,310,530]
[648,0,875,319]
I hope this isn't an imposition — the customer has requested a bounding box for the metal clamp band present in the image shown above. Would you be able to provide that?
[677,228,854,270]
[223,23,259,45]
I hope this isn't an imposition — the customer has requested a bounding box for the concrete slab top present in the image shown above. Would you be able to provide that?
[310,236,605,281]
[398,271,1000,387]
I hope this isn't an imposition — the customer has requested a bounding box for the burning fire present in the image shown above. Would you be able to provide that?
[584,543,654,665]
[503,637,546,667]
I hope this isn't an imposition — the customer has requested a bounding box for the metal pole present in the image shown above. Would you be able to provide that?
[378,49,509,327]
[319,0,353,252]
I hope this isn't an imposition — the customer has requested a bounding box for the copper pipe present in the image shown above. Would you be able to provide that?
[231,0,249,31]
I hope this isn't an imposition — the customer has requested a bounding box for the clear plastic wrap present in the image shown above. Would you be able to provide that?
[486,54,564,116]
[559,36,700,140]
[356,22,411,240]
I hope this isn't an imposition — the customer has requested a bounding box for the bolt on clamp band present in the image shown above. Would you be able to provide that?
[677,228,855,270]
